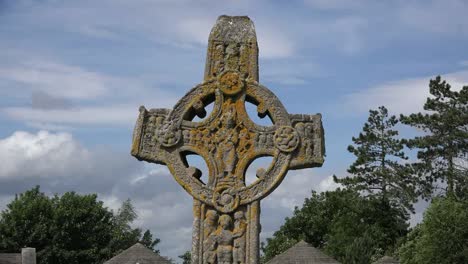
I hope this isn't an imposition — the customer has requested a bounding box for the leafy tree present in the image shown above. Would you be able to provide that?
[400,76,468,198]
[335,106,418,213]
[0,186,53,252]
[140,229,161,253]
[261,189,408,263]
[399,197,468,263]
[178,250,191,264]
[325,195,407,263]
[0,186,161,264]
[43,192,114,264]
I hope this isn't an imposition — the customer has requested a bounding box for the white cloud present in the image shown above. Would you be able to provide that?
[0,130,90,179]
[339,70,468,115]
[264,171,315,210]
[318,175,341,192]
[0,130,140,193]
[262,170,342,212]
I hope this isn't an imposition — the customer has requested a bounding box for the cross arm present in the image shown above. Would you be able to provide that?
[131,106,171,165]
[288,113,325,170]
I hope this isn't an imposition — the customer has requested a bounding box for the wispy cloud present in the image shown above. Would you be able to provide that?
[3,105,139,127]
[399,0,468,35]
[0,57,178,129]
[338,70,468,115]
[0,60,109,100]
[304,0,370,10]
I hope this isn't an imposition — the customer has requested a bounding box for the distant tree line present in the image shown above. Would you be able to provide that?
[261,76,468,264]
[0,186,161,264]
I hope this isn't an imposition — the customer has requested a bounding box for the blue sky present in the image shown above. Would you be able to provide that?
[0,0,467,261]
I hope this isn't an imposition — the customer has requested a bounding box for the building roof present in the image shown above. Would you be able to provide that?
[104,243,171,264]
[373,256,400,264]
[266,240,340,264]
[0,253,21,264]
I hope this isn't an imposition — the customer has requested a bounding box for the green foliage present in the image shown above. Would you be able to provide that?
[140,229,161,253]
[325,195,407,263]
[0,186,53,252]
[399,197,468,264]
[401,76,468,198]
[261,189,407,264]
[178,250,191,264]
[335,106,418,213]
[43,192,114,263]
[0,186,160,264]
[263,77,467,263]
[262,189,356,262]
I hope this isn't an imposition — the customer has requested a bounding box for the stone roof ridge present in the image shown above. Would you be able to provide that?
[266,240,341,264]
[296,239,309,246]
[104,242,171,264]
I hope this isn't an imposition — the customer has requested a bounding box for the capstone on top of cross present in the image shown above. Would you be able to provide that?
[205,16,259,82]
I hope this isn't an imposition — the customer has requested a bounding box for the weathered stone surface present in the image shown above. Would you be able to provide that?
[131,15,325,264]
[21,248,36,264]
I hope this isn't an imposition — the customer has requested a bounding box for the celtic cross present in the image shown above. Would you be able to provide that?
[131,16,325,264]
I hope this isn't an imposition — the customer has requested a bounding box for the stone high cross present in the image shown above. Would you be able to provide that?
[131,16,325,264]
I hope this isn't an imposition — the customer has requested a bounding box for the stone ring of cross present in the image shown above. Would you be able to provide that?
[133,69,300,213]
[131,16,325,263]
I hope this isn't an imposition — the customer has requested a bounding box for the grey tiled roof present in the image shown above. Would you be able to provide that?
[104,243,171,264]
[0,253,21,264]
[266,240,340,264]
[372,256,399,264]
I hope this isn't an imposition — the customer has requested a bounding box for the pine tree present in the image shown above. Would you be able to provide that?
[335,106,418,213]
[400,76,468,199]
